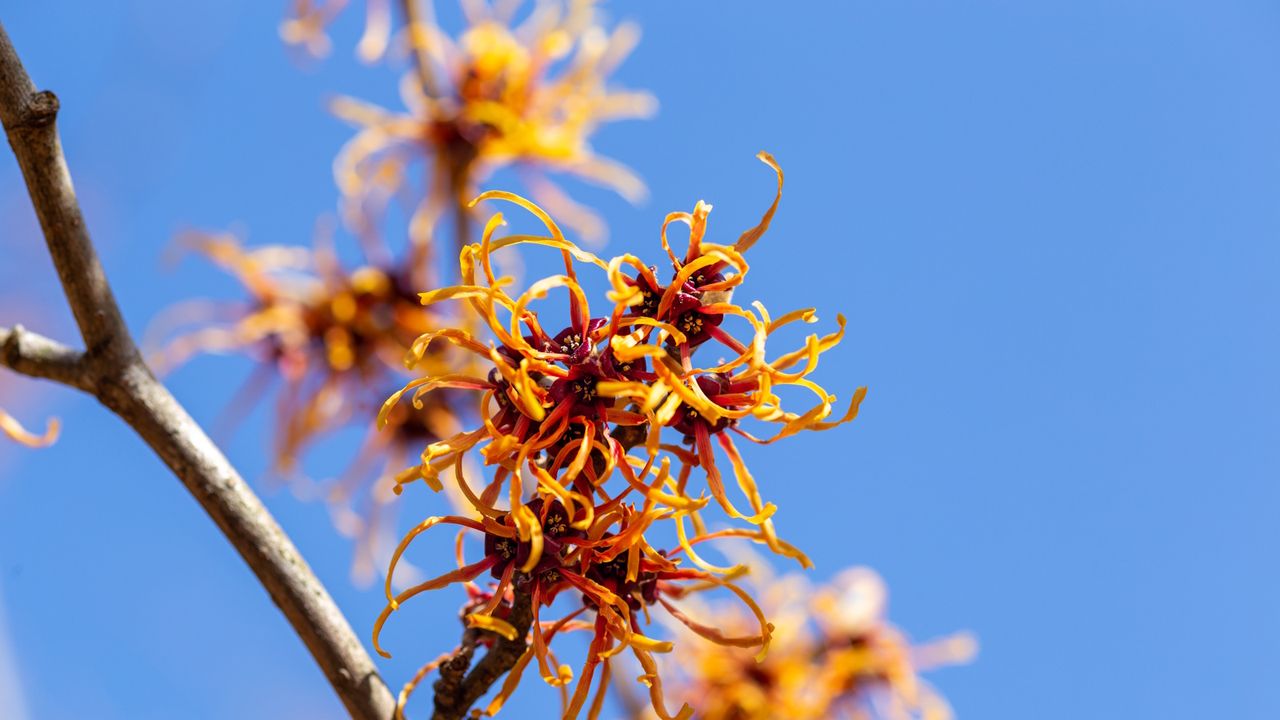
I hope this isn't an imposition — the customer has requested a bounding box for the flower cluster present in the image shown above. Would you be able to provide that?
[653,566,977,720]
[375,154,867,718]
[152,229,469,583]
[0,407,58,448]
[329,0,655,244]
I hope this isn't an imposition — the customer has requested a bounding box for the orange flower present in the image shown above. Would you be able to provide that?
[379,153,866,718]
[385,153,862,560]
[374,498,776,720]
[331,0,655,245]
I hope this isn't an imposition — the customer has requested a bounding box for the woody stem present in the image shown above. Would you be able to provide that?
[430,583,535,720]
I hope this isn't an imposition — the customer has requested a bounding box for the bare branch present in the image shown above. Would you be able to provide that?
[0,325,91,391]
[0,20,396,720]
[430,628,481,719]
[432,586,535,720]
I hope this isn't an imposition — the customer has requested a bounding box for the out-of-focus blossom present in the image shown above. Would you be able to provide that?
[330,0,655,245]
[154,230,437,466]
[651,565,977,720]
[151,228,469,583]
[374,154,866,718]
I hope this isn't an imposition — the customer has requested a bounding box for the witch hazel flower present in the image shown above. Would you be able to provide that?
[375,153,866,718]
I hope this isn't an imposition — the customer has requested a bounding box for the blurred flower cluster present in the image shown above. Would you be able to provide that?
[371,154,865,718]
[645,564,976,720]
[321,0,655,245]
[151,227,468,582]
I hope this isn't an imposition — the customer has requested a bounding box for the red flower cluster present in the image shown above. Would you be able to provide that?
[375,154,866,718]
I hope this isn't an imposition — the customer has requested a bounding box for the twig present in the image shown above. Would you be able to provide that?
[448,147,478,262]
[0,20,396,720]
[453,194,473,268]
[432,585,535,720]
[1,325,91,391]
[399,0,441,98]
[430,628,480,717]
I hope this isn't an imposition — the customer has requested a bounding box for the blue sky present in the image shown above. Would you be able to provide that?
[2,1,1280,718]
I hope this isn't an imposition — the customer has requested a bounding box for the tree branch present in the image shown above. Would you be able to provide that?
[1,325,91,391]
[432,585,535,720]
[0,20,396,720]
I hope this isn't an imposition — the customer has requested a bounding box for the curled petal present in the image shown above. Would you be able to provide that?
[384,515,488,604]
[0,410,58,448]
[373,556,498,658]
[734,151,783,253]
[633,648,694,720]
[465,612,520,641]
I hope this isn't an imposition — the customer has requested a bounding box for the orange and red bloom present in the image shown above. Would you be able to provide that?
[374,154,867,718]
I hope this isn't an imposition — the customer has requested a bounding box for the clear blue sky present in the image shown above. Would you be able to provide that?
[2,2,1279,718]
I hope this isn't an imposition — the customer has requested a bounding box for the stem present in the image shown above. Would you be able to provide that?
[431,584,535,720]
[399,0,441,99]
[454,193,473,264]
[449,148,478,263]
[0,326,91,391]
[0,21,396,720]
